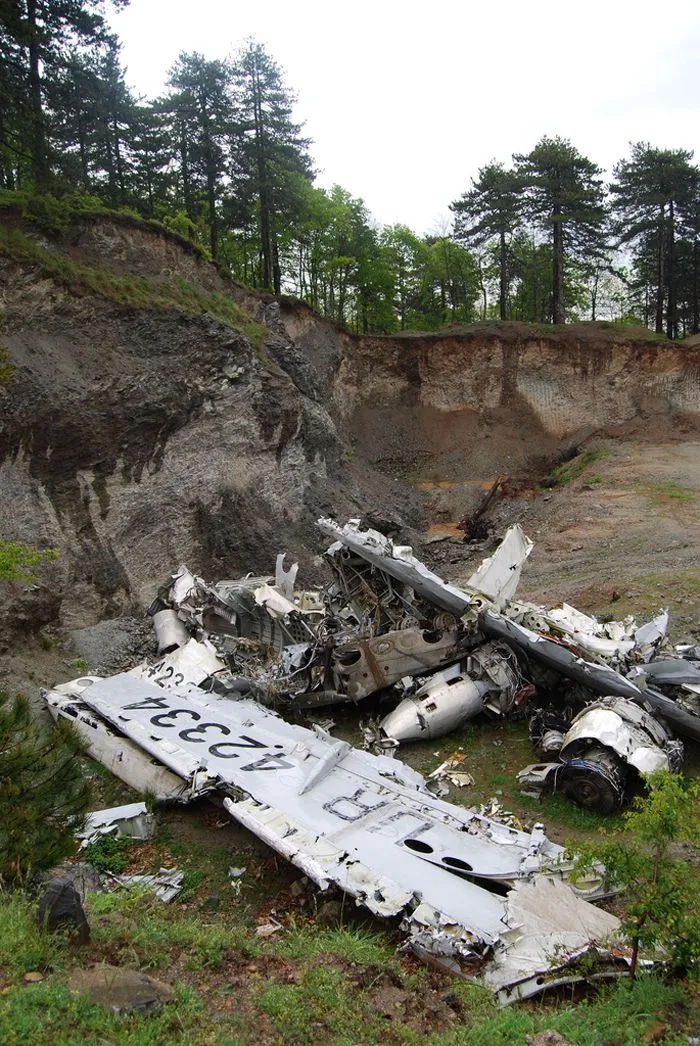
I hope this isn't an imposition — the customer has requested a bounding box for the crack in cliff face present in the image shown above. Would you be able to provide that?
[499,340,521,407]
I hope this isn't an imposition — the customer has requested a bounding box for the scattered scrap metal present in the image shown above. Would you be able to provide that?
[78,802,156,847]
[41,518,700,1002]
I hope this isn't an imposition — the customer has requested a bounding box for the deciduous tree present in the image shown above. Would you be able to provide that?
[574,772,700,978]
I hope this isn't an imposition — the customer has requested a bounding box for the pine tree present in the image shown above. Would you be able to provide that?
[514,136,608,325]
[165,52,231,262]
[0,0,129,192]
[0,2,32,188]
[611,143,698,338]
[230,39,313,293]
[129,102,176,217]
[451,162,522,320]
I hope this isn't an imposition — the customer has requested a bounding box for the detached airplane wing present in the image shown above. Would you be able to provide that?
[67,671,622,1002]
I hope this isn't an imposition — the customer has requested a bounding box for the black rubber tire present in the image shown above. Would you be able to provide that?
[558,759,624,815]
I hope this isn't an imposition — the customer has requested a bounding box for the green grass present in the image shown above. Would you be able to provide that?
[88,891,260,969]
[0,891,64,976]
[0,979,204,1046]
[0,890,697,1044]
[519,790,626,834]
[425,977,694,1045]
[255,966,388,1045]
[640,481,696,504]
[0,225,267,346]
[274,925,395,966]
[542,449,609,488]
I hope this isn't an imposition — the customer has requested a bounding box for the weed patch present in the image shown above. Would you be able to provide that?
[640,481,696,504]
[80,835,135,874]
[542,449,609,488]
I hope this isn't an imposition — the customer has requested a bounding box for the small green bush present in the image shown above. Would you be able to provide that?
[0,541,59,583]
[22,194,70,237]
[573,771,700,977]
[0,693,91,884]
[80,835,133,874]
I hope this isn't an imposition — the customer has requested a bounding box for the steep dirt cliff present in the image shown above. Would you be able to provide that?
[333,328,700,520]
[0,221,362,635]
[1,214,699,642]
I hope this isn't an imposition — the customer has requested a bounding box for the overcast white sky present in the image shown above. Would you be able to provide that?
[108,0,700,236]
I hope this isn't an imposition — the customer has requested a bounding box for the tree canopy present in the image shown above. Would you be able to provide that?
[1,1,700,335]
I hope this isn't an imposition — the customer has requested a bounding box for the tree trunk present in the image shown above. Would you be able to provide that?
[198,90,219,264]
[0,110,15,189]
[552,203,565,324]
[590,266,599,322]
[499,229,507,320]
[145,162,153,215]
[476,256,487,320]
[666,199,675,339]
[251,62,273,290]
[112,114,125,205]
[693,239,699,334]
[27,0,49,192]
[104,122,117,207]
[179,124,194,219]
[77,117,90,191]
[655,204,665,334]
[272,236,281,295]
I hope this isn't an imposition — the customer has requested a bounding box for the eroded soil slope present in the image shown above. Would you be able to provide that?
[1,214,699,653]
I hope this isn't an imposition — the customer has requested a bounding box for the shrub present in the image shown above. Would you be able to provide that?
[0,693,91,884]
[573,771,700,977]
[22,194,70,237]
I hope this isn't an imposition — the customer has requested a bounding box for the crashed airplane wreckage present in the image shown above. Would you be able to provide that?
[52,517,698,817]
[41,518,698,999]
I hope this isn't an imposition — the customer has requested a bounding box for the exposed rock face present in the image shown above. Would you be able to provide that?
[1,216,699,636]
[0,238,356,633]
